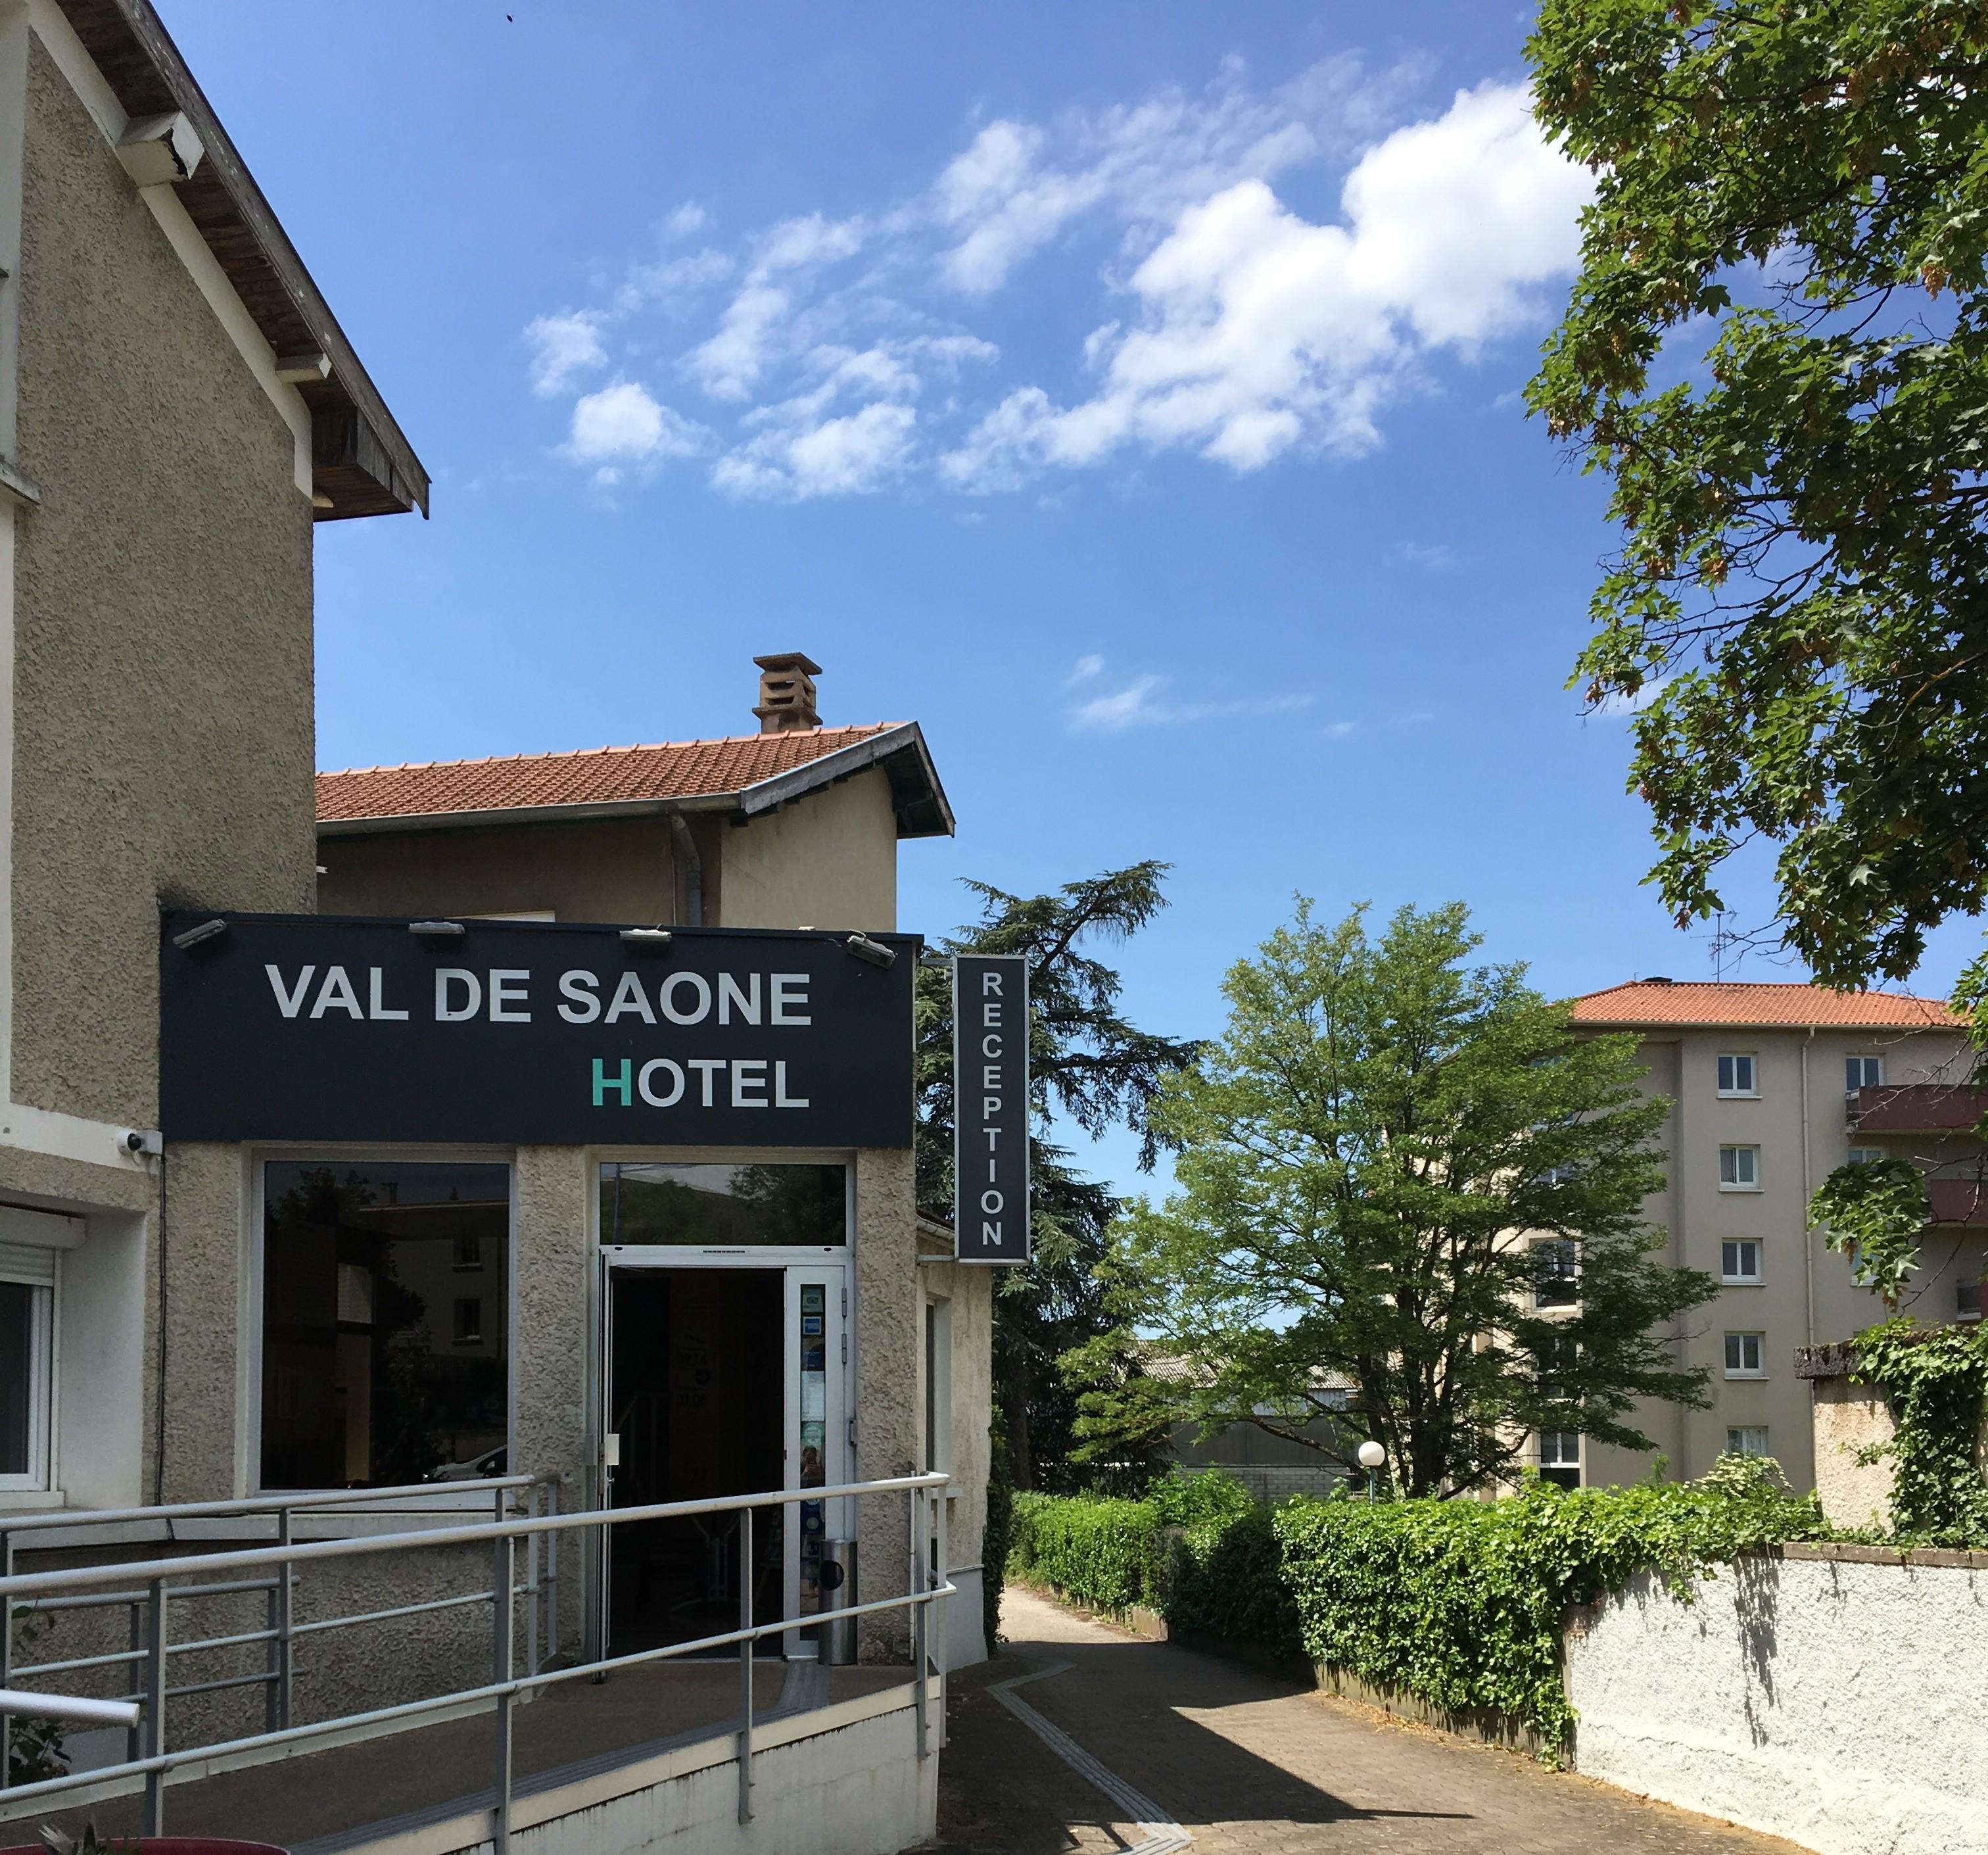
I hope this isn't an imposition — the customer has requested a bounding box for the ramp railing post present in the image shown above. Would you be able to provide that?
[527,1484,541,1680]
[275,1505,294,1731]
[912,1485,929,1763]
[492,1505,515,1855]
[0,1529,11,1791]
[736,1505,753,1825]
[142,1577,167,1835]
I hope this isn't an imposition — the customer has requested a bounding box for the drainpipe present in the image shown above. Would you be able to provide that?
[669,813,703,927]
[1801,1025,1816,1348]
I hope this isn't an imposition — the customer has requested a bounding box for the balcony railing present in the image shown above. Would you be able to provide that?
[1928,1176,1988,1226]
[1853,1084,1988,1134]
[0,1470,951,1847]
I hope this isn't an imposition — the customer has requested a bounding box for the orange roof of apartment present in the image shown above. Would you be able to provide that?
[1571,980,1963,1030]
[316,721,953,839]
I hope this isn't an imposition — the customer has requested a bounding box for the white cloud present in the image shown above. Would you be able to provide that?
[1070,671,1314,731]
[1396,540,1453,569]
[664,201,709,239]
[715,400,917,500]
[945,82,1590,490]
[1067,653,1106,685]
[562,380,710,466]
[529,64,1588,502]
[525,312,607,397]
[934,59,1380,297]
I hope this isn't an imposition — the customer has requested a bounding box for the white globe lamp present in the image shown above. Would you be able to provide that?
[1356,1438,1385,1502]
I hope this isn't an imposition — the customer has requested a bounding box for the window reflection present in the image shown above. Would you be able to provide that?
[598,1163,847,1247]
[261,1162,510,1489]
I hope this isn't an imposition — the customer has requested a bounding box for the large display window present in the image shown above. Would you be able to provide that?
[260,1161,511,1489]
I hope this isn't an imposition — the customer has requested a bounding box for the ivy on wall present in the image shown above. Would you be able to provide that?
[1851,1317,1988,1543]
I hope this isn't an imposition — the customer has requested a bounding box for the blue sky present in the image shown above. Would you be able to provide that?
[160,2,1982,1198]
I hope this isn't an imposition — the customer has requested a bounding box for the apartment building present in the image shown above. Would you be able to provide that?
[1529,980,1980,1493]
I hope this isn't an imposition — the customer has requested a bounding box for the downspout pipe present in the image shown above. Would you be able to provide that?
[1802,1024,1816,1349]
[669,812,703,927]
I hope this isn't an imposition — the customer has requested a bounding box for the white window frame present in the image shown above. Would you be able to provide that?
[1537,1431,1582,1487]
[1531,1239,1580,1309]
[1720,1239,1763,1285]
[1716,1053,1759,1099]
[1726,1426,1769,1458]
[1718,1145,1761,1192]
[1845,1055,1884,1094]
[1724,1331,1766,1378]
[0,1259,55,1494]
[1847,1146,1885,1168]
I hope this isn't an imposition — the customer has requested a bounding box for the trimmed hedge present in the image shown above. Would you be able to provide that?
[1008,1462,1826,1756]
[1008,1491,1160,1612]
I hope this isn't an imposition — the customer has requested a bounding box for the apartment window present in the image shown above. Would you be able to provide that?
[1724,1331,1766,1378]
[0,1261,53,1492]
[1716,1053,1757,1097]
[1845,1055,1883,1121]
[1537,1432,1582,1490]
[260,1161,511,1489]
[1721,1240,1762,1284]
[452,1234,482,1272]
[1726,1426,1770,1458]
[1958,1280,1983,1322]
[1845,1056,1883,1094]
[1532,1240,1579,1309]
[1847,1146,1885,1168]
[1718,1145,1761,1190]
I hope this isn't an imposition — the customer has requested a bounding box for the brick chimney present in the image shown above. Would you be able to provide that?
[753,652,822,734]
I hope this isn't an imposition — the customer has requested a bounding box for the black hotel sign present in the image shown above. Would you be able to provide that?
[952,953,1030,1265]
[161,913,917,1147]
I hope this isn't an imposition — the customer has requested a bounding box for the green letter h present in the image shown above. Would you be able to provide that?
[593,1057,632,1107]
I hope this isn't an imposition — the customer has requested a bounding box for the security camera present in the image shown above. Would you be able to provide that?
[118,1128,163,1158]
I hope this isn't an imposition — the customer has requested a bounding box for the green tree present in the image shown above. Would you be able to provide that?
[1526,0,1988,1001]
[915,862,1201,1491]
[1072,902,1715,1497]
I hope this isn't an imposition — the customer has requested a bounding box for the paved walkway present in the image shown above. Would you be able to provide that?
[937,1588,1807,1855]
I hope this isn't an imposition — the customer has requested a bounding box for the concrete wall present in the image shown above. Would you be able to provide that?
[1580,1024,1979,1492]
[719,771,897,933]
[918,1256,992,1666]
[855,1147,918,1662]
[0,24,320,1511]
[1566,1547,1988,1855]
[317,767,899,938]
[1809,1376,1898,1533]
[318,814,713,930]
[13,30,316,1130]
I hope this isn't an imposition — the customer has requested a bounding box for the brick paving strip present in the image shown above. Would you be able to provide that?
[936,1587,1812,1855]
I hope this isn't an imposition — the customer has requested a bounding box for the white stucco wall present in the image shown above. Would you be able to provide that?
[1565,1550,1988,1855]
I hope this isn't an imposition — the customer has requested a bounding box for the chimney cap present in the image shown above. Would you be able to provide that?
[753,652,822,735]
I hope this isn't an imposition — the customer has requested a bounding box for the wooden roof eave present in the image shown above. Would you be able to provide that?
[55,0,429,522]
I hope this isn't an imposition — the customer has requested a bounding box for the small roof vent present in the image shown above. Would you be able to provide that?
[753,652,822,735]
[1644,975,1675,985]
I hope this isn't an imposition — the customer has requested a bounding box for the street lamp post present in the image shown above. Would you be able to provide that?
[1356,1439,1385,1504]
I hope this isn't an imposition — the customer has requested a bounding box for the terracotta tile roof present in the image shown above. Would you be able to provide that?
[318,723,904,824]
[1571,980,1964,1030]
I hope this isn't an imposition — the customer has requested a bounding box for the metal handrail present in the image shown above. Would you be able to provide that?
[0,1470,952,1849]
[0,1472,945,1599]
[0,1474,542,1537]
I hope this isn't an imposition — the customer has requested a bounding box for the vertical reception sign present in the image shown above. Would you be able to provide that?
[953,953,1030,1265]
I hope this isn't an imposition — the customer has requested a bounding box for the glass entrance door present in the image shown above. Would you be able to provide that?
[598,1255,849,1658]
